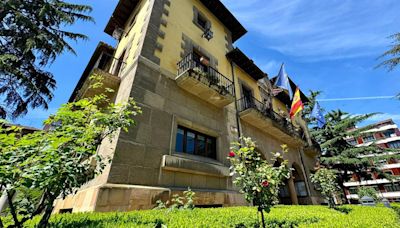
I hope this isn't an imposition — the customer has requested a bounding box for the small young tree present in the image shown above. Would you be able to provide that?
[0,77,141,227]
[357,186,380,203]
[228,137,290,228]
[310,168,340,208]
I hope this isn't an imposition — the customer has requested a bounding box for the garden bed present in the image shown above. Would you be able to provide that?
[4,205,399,227]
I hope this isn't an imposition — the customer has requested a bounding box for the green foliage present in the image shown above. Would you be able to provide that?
[228,137,290,222]
[0,76,141,227]
[377,32,400,71]
[311,168,340,208]
[357,186,380,202]
[2,205,398,228]
[154,188,196,211]
[0,0,93,118]
[391,203,400,217]
[310,110,399,203]
[303,90,322,123]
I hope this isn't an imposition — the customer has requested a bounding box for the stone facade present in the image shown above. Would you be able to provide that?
[53,0,322,213]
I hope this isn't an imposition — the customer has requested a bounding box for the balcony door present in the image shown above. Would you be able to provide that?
[242,84,254,109]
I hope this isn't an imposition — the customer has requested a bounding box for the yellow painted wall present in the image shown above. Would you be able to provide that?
[113,0,150,71]
[234,65,261,101]
[155,0,232,79]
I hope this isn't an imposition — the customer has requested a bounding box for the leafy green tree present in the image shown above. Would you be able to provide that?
[0,0,93,118]
[310,110,399,203]
[357,186,380,203]
[377,32,400,71]
[0,76,141,227]
[228,137,290,228]
[310,168,340,208]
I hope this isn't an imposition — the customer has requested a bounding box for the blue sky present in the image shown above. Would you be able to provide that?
[14,0,400,128]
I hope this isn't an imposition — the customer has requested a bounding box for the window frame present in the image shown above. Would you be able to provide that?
[193,7,211,32]
[175,125,217,159]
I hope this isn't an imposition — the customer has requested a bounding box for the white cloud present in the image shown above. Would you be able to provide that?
[222,0,400,61]
[367,113,400,122]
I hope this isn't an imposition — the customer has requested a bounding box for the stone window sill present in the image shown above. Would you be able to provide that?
[161,154,230,177]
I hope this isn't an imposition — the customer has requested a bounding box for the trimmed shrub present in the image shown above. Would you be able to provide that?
[3,205,398,228]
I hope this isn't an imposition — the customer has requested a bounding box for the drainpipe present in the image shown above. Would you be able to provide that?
[230,60,241,140]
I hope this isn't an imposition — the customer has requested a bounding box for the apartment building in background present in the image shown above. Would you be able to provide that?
[53,0,322,213]
[345,119,400,203]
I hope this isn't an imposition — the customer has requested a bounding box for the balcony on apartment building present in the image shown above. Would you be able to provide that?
[70,42,124,102]
[176,53,235,107]
[237,96,306,146]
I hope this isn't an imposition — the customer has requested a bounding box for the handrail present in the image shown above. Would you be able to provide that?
[177,52,235,96]
[96,52,127,77]
[237,96,304,139]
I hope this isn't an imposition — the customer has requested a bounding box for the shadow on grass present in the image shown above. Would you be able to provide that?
[48,217,165,228]
[333,206,353,214]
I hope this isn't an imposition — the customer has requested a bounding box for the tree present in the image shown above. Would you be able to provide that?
[357,186,380,203]
[302,90,322,123]
[0,0,93,118]
[310,168,340,208]
[377,32,400,71]
[0,76,141,227]
[310,110,399,204]
[228,137,290,228]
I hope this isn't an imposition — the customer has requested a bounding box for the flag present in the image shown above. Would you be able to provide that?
[290,87,304,119]
[273,63,293,99]
[311,102,326,128]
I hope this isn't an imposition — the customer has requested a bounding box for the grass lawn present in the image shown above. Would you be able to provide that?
[4,205,399,227]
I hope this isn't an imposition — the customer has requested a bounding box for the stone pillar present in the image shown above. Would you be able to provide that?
[288,177,298,205]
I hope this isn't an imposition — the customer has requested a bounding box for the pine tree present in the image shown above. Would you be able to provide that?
[0,0,93,118]
[311,110,400,203]
[377,32,400,71]
[302,90,322,123]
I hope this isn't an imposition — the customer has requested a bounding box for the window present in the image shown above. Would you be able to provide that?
[279,185,290,198]
[388,141,400,149]
[295,181,308,197]
[384,183,400,192]
[348,187,358,194]
[193,7,210,31]
[175,126,216,159]
[383,130,395,138]
[363,135,375,143]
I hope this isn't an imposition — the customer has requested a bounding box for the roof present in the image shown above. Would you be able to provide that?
[199,0,247,42]
[104,0,140,36]
[270,76,310,105]
[3,123,40,132]
[226,48,267,81]
[69,42,115,102]
[104,0,247,42]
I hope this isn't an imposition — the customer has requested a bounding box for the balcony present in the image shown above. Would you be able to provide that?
[176,53,235,107]
[237,97,305,146]
[75,52,125,101]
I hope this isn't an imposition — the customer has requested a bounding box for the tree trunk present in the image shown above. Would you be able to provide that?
[258,207,266,228]
[37,194,56,228]
[338,176,350,204]
[6,190,20,228]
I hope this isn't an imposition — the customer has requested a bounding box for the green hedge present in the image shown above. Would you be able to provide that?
[3,205,399,227]
[392,203,400,218]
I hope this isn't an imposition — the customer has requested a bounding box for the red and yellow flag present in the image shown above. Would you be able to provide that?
[290,87,304,119]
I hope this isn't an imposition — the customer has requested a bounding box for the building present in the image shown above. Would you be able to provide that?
[344,119,400,203]
[53,0,322,213]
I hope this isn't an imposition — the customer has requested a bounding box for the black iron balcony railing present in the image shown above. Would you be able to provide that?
[237,96,304,139]
[177,53,234,96]
[96,52,127,77]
